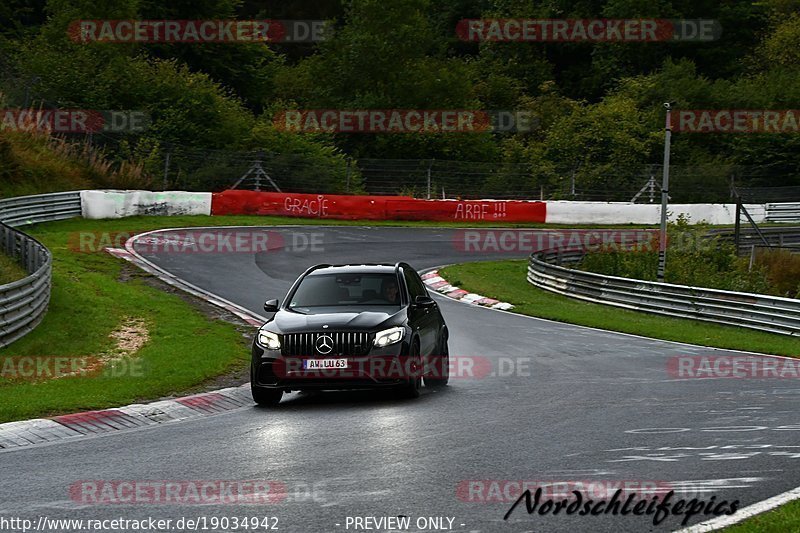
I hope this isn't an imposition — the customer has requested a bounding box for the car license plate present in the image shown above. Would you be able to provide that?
[303,358,348,370]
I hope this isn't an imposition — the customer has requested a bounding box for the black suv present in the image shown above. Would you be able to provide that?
[251,263,449,406]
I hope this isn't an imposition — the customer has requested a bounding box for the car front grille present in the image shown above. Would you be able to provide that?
[282,332,373,357]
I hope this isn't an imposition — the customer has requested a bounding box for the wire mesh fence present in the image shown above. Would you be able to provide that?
[2,125,798,202]
[60,146,800,203]
[67,136,797,202]
[134,149,800,203]
[736,186,800,203]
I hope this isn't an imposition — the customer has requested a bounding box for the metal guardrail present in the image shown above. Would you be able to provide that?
[710,226,800,254]
[0,191,83,228]
[527,249,800,337]
[766,203,800,223]
[0,192,82,348]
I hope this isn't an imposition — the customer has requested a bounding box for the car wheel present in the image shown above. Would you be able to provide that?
[251,363,283,406]
[252,386,283,407]
[397,342,421,399]
[424,335,449,388]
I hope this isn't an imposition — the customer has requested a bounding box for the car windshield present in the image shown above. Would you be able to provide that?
[288,273,401,308]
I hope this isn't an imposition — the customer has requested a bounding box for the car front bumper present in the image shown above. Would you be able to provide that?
[251,341,418,390]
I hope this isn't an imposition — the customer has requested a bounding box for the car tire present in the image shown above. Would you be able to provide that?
[252,386,283,407]
[424,335,449,388]
[397,343,421,399]
[251,363,283,406]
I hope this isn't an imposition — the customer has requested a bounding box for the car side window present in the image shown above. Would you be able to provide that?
[403,267,428,299]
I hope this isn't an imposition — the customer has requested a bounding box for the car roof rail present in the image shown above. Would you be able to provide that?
[302,263,333,276]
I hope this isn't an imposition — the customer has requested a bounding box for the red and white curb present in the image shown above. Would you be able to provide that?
[0,230,270,451]
[421,270,514,310]
[0,385,254,451]
[106,228,268,328]
[107,248,261,328]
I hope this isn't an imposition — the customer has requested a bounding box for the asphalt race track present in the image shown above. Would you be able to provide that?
[3,226,800,533]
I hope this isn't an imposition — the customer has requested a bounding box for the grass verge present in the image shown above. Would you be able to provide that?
[723,499,800,532]
[27,214,665,233]
[439,260,800,356]
[0,219,266,423]
[0,252,27,285]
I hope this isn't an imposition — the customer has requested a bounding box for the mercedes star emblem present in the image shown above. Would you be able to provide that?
[315,334,334,355]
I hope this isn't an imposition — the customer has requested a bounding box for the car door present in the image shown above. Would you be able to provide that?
[403,267,437,356]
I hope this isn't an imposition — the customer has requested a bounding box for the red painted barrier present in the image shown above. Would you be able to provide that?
[211,190,546,223]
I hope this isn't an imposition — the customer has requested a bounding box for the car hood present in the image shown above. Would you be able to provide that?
[270,307,405,333]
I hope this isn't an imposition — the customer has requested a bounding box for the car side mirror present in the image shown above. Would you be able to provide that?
[414,295,435,308]
[264,299,280,312]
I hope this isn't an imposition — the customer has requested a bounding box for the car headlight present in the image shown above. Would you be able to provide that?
[258,329,281,350]
[373,326,405,347]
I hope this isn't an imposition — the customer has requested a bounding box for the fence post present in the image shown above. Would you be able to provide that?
[657,103,672,282]
[570,169,576,199]
[162,149,171,191]
[733,186,742,252]
[426,159,434,200]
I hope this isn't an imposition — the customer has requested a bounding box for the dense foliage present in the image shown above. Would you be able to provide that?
[0,0,798,194]
[577,220,800,297]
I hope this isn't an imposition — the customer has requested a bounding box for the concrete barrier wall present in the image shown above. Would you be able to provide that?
[211,190,547,223]
[546,201,766,225]
[81,190,212,219]
[80,190,768,225]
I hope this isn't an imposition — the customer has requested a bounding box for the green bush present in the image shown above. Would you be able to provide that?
[752,249,800,298]
[576,222,775,296]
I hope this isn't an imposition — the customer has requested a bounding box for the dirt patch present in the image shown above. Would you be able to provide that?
[43,317,151,381]
[108,317,149,356]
